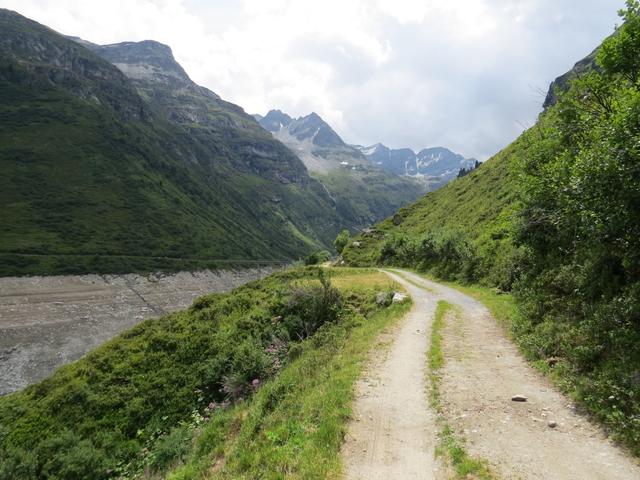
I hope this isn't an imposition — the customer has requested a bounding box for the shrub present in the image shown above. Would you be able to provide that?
[334,229,350,254]
[304,250,331,265]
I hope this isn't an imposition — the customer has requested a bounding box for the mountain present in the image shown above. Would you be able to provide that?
[543,47,599,108]
[0,9,346,275]
[256,109,366,173]
[342,8,640,455]
[355,143,478,187]
[256,109,426,229]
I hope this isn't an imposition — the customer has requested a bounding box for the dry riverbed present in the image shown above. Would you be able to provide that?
[0,268,278,395]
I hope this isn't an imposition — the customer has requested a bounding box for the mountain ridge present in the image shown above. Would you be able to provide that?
[0,9,345,275]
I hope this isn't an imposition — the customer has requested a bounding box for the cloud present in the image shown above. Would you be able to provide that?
[0,0,626,159]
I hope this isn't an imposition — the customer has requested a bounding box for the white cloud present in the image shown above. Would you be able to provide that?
[0,0,626,158]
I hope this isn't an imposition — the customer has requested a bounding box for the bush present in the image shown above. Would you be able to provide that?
[333,229,350,254]
[304,250,331,265]
[148,425,192,474]
[378,230,478,282]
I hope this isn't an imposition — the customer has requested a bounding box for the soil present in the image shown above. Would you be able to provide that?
[340,270,442,479]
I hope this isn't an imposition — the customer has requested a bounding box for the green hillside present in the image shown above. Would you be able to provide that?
[316,166,426,229]
[343,2,640,452]
[0,9,343,276]
[0,267,408,479]
[341,137,522,289]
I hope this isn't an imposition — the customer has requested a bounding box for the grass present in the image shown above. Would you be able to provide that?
[341,137,522,289]
[428,300,496,480]
[0,267,411,479]
[162,268,411,479]
[314,167,425,232]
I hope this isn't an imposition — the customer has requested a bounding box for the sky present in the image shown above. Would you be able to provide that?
[0,0,626,159]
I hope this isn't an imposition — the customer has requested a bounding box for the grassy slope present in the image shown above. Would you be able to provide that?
[0,10,342,276]
[315,167,426,230]
[342,136,523,286]
[0,267,409,479]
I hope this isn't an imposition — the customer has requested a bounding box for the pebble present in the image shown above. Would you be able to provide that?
[548,420,558,428]
[512,394,528,402]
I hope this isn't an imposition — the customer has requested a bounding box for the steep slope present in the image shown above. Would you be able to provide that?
[543,48,598,109]
[343,4,640,454]
[0,267,407,479]
[356,143,478,188]
[256,110,426,230]
[257,109,366,173]
[342,138,520,288]
[0,9,343,275]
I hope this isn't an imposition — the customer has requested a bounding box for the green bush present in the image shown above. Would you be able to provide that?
[303,250,331,265]
[334,229,350,254]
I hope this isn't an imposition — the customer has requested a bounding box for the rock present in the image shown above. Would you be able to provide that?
[392,213,404,226]
[352,241,362,248]
[392,292,408,303]
[511,395,528,402]
[375,292,390,306]
[548,420,557,428]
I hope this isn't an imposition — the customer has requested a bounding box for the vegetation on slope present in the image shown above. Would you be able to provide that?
[0,267,408,479]
[316,167,426,230]
[342,136,522,290]
[0,9,343,276]
[343,1,640,454]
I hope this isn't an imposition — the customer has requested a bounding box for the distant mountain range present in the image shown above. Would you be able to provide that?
[255,110,427,228]
[354,144,478,186]
[255,109,478,188]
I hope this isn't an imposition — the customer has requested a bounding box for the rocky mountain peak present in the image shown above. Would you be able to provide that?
[289,112,345,148]
[258,109,294,132]
[89,40,192,87]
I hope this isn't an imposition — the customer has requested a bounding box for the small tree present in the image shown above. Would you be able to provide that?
[333,229,350,254]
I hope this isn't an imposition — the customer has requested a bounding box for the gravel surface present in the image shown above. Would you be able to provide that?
[397,270,640,480]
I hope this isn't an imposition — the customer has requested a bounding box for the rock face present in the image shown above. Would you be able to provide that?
[92,40,195,88]
[256,109,365,173]
[356,143,478,187]
[543,48,599,109]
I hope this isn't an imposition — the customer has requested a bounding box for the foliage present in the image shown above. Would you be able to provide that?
[341,139,521,290]
[303,250,331,265]
[512,2,640,451]
[0,267,405,479]
[333,229,350,255]
[0,268,334,478]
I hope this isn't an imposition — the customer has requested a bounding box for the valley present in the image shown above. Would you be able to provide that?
[2,2,640,480]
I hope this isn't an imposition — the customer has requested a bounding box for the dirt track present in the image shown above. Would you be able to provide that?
[341,269,640,479]
[0,268,278,395]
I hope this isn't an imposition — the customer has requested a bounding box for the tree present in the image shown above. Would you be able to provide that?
[598,0,640,82]
[333,229,350,254]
